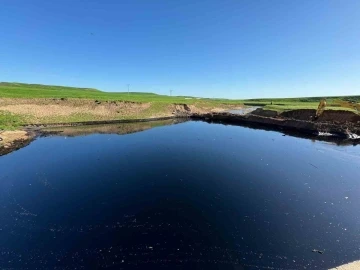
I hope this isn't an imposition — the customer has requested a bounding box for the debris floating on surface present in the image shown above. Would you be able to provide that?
[312,249,324,254]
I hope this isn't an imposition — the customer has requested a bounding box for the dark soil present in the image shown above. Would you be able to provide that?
[280,109,360,123]
[251,108,279,118]
[191,109,360,142]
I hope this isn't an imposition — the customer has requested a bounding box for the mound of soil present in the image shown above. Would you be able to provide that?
[281,109,360,123]
[280,109,315,121]
[319,110,360,123]
[192,111,360,140]
[250,108,279,118]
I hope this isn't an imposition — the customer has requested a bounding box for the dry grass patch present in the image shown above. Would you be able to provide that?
[0,98,151,123]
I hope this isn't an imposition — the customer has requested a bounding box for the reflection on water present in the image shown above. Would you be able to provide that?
[0,121,360,269]
[42,118,186,137]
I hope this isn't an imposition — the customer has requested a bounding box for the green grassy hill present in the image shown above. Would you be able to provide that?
[246,96,360,103]
[1,82,358,105]
[0,82,244,129]
[0,82,206,103]
[0,82,359,130]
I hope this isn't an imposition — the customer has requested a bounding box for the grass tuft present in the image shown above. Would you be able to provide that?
[0,111,25,130]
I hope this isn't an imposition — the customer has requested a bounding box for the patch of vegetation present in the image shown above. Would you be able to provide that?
[264,104,356,112]
[246,96,360,103]
[263,100,359,113]
[0,111,25,130]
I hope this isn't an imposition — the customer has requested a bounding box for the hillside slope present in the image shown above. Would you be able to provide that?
[0,83,244,130]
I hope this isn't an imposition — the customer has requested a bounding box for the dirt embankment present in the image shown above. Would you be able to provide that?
[280,109,360,123]
[171,103,237,115]
[0,98,152,122]
[191,108,360,140]
[250,108,279,118]
[0,118,188,156]
[0,130,35,156]
[0,98,240,123]
[249,108,360,123]
[249,108,360,124]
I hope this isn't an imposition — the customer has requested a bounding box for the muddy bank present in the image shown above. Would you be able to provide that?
[249,108,360,123]
[251,108,279,117]
[0,130,35,156]
[191,109,360,142]
[281,109,360,123]
[0,118,187,156]
[2,108,359,156]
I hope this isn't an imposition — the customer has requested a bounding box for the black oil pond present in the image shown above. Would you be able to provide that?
[0,120,360,269]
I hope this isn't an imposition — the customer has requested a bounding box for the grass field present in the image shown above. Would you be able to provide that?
[0,82,243,104]
[0,111,26,130]
[244,96,360,112]
[0,82,359,130]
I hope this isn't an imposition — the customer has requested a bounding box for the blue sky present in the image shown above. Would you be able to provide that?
[1,0,359,99]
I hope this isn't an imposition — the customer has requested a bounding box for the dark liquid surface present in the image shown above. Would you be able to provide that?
[1,121,359,269]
